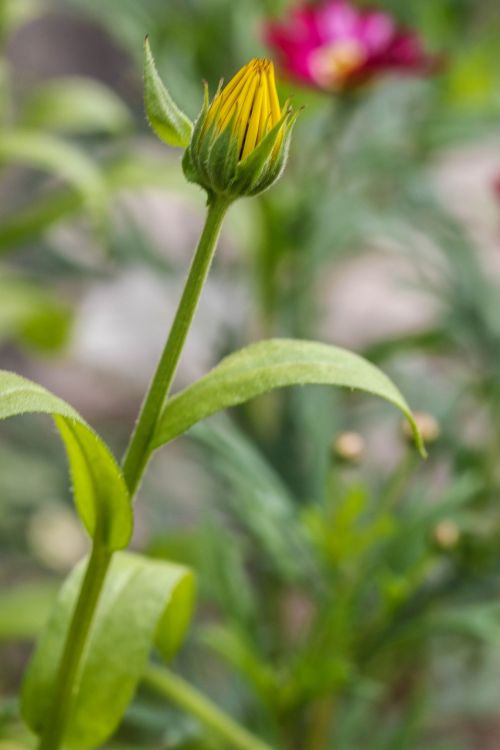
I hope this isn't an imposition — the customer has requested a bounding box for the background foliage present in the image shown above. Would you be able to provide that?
[1,0,500,748]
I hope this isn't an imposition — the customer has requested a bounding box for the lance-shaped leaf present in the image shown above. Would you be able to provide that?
[144,37,193,148]
[0,371,132,550]
[22,551,195,750]
[151,339,425,456]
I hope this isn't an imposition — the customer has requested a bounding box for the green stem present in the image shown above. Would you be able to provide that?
[36,195,230,750]
[144,664,275,750]
[380,450,419,514]
[305,694,335,750]
[122,194,231,495]
[37,544,112,750]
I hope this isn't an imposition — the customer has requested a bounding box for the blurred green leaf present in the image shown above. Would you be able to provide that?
[0,154,189,253]
[305,484,395,566]
[21,77,132,135]
[192,420,311,583]
[144,37,193,148]
[1,0,44,38]
[0,583,58,641]
[22,551,195,750]
[0,276,72,352]
[200,624,278,706]
[446,37,500,112]
[0,371,132,550]
[152,339,425,456]
[426,602,500,642]
[0,130,106,216]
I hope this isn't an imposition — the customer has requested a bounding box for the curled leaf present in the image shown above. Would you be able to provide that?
[0,371,132,550]
[152,339,425,457]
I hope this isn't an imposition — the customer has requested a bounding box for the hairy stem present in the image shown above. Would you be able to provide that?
[122,194,230,495]
[144,664,275,750]
[37,544,111,750]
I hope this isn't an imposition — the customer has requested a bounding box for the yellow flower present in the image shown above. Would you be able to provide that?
[205,58,283,161]
[183,58,298,200]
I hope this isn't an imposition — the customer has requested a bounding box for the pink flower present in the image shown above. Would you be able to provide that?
[264,1,436,92]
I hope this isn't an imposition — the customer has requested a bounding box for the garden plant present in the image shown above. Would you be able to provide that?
[2,1,500,750]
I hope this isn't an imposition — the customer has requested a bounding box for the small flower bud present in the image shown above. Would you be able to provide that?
[333,431,365,463]
[402,411,439,445]
[183,58,298,201]
[433,520,460,550]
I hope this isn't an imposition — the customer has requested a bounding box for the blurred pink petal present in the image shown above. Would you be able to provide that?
[264,0,437,92]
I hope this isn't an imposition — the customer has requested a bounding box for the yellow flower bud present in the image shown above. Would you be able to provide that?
[183,58,298,201]
[204,58,283,161]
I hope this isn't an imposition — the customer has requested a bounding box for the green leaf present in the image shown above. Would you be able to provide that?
[0,371,132,549]
[144,37,193,148]
[21,77,132,135]
[22,551,195,750]
[152,339,426,456]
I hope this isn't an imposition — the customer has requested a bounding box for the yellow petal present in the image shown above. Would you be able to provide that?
[266,61,282,127]
[241,72,264,160]
[258,71,271,143]
[202,59,284,164]
[235,71,259,157]
[217,62,254,131]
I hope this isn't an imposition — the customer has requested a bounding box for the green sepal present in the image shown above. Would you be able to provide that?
[144,37,193,148]
[197,116,220,184]
[184,83,209,177]
[207,114,239,194]
[181,147,198,185]
[190,81,211,156]
[183,81,217,188]
[248,111,299,196]
[231,109,294,196]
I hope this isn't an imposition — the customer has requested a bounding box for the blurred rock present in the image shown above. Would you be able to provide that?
[7,9,137,105]
[71,266,248,388]
[320,249,439,348]
[433,139,500,278]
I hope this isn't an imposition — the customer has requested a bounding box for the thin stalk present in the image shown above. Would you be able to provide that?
[380,450,419,514]
[37,544,111,750]
[36,195,230,750]
[122,194,230,495]
[144,664,275,750]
